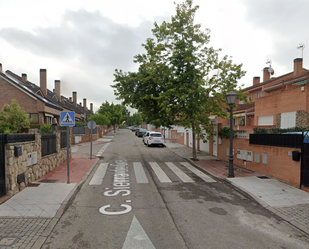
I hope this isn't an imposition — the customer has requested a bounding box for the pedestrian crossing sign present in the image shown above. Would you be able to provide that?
[60,111,75,126]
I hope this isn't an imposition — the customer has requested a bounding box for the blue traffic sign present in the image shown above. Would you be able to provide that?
[60,112,75,127]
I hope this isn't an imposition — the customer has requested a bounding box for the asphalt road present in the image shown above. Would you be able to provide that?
[42,129,309,249]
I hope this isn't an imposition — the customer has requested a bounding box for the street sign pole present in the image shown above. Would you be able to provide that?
[67,126,70,183]
[60,111,75,184]
[87,120,96,160]
[90,122,93,160]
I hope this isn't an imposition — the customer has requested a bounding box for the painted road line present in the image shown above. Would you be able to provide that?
[165,162,194,183]
[89,163,109,185]
[96,143,110,157]
[122,216,155,249]
[149,162,172,183]
[133,162,149,183]
[180,162,216,183]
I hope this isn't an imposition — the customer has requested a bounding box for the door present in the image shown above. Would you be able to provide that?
[301,138,309,187]
[0,134,6,197]
[213,125,218,157]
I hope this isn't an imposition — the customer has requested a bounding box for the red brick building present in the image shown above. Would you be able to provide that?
[216,58,309,188]
[0,64,93,125]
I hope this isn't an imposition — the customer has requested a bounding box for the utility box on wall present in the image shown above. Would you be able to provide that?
[14,145,22,157]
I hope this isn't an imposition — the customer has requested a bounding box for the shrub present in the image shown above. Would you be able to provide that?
[40,124,53,135]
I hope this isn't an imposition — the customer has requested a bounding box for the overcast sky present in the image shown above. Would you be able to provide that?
[0,0,308,112]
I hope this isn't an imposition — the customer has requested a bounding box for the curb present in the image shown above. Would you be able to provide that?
[32,157,100,249]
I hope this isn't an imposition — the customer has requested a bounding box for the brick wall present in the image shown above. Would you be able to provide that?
[218,138,301,187]
[255,85,308,126]
[0,77,38,113]
[170,130,185,144]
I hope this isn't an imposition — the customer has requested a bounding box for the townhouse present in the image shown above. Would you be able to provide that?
[0,64,93,126]
[215,58,309,188]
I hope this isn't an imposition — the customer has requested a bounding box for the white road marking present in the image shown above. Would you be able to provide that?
[149,162,172,183]
[133,162,149,183]
[180,162,216,183]
[89,163,108,185]
[96,143,110,157]
[122,216,156,249]
[165,162,194,182]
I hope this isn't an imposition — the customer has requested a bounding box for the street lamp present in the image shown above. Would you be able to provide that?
[226,90,237,178]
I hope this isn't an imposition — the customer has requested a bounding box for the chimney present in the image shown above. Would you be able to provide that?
[40,69,47,96]
[55,80,61,100]
[0,63,2,73]
[294,58,303,76]
[253,76,260,86]
[21,73,27,82]
[263,67,270,82]
[73,91,77,107]
[69,97,72,102]
[83,98,87,109]
[90,103,93,113]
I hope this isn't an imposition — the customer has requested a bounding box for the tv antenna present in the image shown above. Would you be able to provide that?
[297,43,305,59]
[266,59,274,75]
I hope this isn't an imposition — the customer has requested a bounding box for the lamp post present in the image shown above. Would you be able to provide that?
[226,90,237,178]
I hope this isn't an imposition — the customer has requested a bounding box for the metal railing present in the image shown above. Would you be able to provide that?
[249,134,302,148]
[41,134,57,156]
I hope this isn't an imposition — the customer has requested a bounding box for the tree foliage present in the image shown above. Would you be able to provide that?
[112,0,246,159]
[97,101,128,132]
[0,99,30,134]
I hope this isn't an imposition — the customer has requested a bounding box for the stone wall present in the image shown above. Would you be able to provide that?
[5,131,69,196]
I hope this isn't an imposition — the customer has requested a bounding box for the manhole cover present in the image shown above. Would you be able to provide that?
[0,237,19,246]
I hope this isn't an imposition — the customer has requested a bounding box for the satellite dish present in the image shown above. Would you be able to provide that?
[268,68,274,74]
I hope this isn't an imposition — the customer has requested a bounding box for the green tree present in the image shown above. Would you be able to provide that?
[98,101,126,132]
[0,99,30,134]
[89,113,110,126]
[112,0,246,159]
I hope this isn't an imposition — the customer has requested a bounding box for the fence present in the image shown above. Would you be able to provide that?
[73,127,85,134]
[60,131,67,148]
[6,134,35,143]
[249,134,302,148]
[41,134,57,156]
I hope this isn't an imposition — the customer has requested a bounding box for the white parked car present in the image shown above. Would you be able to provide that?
[143,131,165,147]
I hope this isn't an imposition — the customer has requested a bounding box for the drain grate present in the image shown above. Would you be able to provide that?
[257,176,270,179]
[28,182,40,187]
[0,236,20,246]
[39,179,58,183]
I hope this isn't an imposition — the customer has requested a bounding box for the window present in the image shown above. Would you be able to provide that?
[258,115,273,126]
[257,92,262,98]
[238,116,245,126]
[28,113,39,124]
[281,112,296,129]
[46,116,52,124]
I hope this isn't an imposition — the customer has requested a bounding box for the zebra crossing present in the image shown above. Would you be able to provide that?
[89,161,216,185]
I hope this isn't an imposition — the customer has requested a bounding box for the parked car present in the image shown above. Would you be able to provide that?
[136,128,147,137]
[143,131,165,147]
[132,126,139,131]
[135,128,140,136]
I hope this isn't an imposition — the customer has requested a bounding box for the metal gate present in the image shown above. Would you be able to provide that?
[301,133,309,187]
[0,134,6,197]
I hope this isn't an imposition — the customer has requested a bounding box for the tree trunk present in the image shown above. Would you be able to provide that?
[192,124,197,160]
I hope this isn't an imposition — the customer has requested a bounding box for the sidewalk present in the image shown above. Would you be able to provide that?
[164,140,309,235]
[1,133,309,248]
[0,135,114,249]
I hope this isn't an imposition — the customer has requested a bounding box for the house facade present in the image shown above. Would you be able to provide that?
[0,64,93,126]
[215,58,309,188]
[152,58,309,188]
